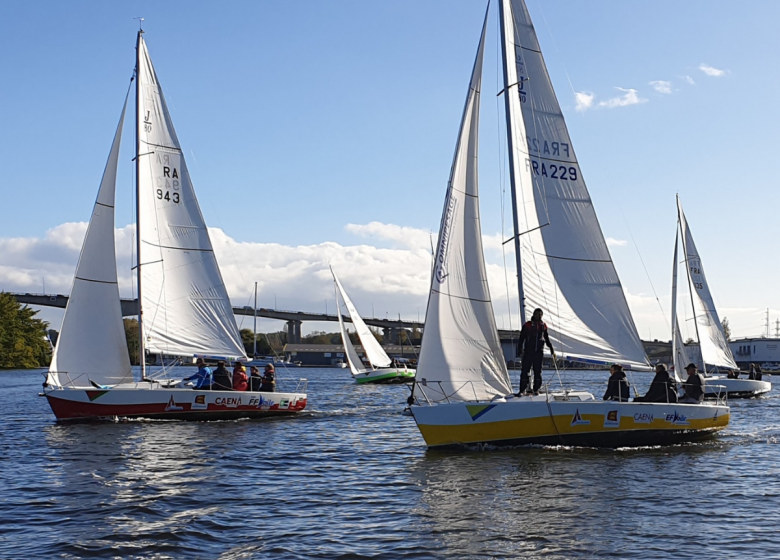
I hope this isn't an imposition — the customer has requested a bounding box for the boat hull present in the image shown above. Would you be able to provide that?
[354,368,415,384]
[410,395,728,449]
[44,385,307,422]
[704,377,771,399]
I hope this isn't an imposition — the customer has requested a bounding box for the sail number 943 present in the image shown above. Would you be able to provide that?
[157,190,180,203]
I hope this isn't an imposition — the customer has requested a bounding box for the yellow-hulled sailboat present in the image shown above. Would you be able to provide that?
[408,0,728,448]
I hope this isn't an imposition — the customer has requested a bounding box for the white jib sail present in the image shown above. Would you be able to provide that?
[415,10,513,403]
[136,34,245,359]
[334,283,367,376]
[49,97,133,388]
[331,269,391,369]
[670,229,691,382]
[500,0,649,369]
[677,197,738,370]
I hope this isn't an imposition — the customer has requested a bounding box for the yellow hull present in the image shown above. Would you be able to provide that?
[411,396,729,449]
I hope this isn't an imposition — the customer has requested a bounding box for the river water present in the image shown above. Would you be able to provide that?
[2,367,779,559]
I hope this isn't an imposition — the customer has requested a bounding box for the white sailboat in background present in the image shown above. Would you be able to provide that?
[408,0,729,448]
[331,268,415,384]
[43,30,307,421]
[674,196,770,398]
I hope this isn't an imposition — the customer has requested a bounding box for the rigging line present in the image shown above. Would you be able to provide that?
[617,198,670,331]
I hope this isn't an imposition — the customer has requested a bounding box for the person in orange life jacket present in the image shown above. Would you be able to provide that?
[516,308,555,395]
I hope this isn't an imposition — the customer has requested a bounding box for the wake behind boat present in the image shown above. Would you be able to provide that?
[331,267,415,384]
[408,0,728,449]
[43,30,307,421]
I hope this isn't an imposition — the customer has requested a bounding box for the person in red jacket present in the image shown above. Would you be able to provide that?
[516,308,554,395]
[232,361,248,392]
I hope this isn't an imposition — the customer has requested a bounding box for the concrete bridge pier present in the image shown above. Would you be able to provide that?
[383,327,399,344]
[286,320,302,344]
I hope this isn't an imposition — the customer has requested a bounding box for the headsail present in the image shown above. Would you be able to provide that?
[334,280,368,375]
[500,0,649,369]
[670,229,691,382]
[677,197,737,370]
[331,268,391,369]
[135,33,246,359]
[49,96,133,387]
[415,9,513,402]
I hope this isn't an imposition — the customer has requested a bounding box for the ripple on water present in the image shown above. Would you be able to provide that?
[3,368,780,558]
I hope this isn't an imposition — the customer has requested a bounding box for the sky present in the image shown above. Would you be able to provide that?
[1,0,779,343]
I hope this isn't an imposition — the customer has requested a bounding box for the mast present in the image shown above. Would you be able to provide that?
[253,282,258,358]
[678,196,704,374]
[135,29,146,378]
[498,0,526,324]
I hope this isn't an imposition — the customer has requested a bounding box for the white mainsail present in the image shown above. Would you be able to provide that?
[331,269,391,369]
[135,33,245,359]
[677,197,737,370]
[415,10,513,402]
[49,98,133,387]
[334,283,368,375]
[500,0,649,369]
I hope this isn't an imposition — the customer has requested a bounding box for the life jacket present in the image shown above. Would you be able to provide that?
[521,320,548,353]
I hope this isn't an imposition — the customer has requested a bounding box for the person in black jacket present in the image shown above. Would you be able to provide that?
[516,308,555,395]
[603,364,630,402]
[634,364,677,403]
[212,361,233,391]
[680,363,705,403]
[260,364,276,393]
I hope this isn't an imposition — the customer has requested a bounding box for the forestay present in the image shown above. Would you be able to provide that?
[500,0,649,369]
[334,278,368,375]
[49,98,134,387]
[331,269,391,369]
[136,34,245,359]
[677,198,738,370]
[415,11,513,403]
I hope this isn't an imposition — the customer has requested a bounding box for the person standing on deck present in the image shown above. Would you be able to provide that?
[516,308,555,395]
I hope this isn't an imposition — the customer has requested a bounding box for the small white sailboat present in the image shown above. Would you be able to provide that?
[331,267,415,384]
[674,197,771,398]
[43,30,307,421]
[408,0,729,448]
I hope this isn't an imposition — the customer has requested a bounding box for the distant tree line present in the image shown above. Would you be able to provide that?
[0,293,51,368]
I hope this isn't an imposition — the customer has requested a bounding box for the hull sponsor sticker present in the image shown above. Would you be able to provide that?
[192,394,208,410]
[165,395,183,412]
[466,404,496,422]
[570,408,590,426]
[86,390,109,402]
[604,410,620,428]
[633,412,654,424]
[665,411,689,425]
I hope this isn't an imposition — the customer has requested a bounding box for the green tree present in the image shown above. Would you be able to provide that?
[0,293,50,368]
[124,319,140,365]
[240,328,255,356]
[721,317,731,341]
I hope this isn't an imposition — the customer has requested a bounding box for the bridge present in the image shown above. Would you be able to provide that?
[11,292,459,344]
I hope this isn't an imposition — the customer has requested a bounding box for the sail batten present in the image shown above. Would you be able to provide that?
[136,35,245,360]
[501,0,649,370]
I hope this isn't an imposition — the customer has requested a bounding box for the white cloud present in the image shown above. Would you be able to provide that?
[575,91,595,111]
[0,221,522,333]
[649,80,672,94]
[598,88,647,108]
[699,64,726,77]
[606,237,628,247]
[683,75,695,85]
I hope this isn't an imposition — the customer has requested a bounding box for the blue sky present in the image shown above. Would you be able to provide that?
[2,1,779,341]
